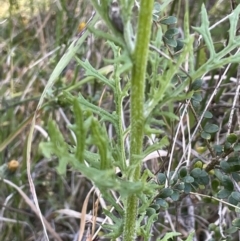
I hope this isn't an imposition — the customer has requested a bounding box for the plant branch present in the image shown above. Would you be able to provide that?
[123,0,154,240]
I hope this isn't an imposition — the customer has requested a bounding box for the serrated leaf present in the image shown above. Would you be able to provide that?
[158,111,179,121]
[203,123,219,133]
[191,5,215,58]
[157,232,181,241]
[185,231,195,241]
[76,59,115,89]
[39,120,70,175]
[143,136,169,158]
[228,4,240,44]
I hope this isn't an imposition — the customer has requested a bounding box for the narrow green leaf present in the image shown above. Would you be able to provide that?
[228,4,240,44]
[75,58,115,89]
[157,232,181,241]
[192,4,215,58]
[72,98,85,163]
[91,118,111,170]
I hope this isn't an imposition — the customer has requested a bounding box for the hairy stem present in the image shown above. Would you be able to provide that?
[123,1,154,240]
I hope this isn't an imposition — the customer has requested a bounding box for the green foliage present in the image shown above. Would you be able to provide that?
[3,0,240,240]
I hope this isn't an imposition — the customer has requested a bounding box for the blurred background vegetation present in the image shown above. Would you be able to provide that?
[0,0,238,240]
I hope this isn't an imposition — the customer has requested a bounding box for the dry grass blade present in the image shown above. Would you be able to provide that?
[55,209,104,223]
[91,194,100,240]
[2,178,62,241]
[78,186,95,241]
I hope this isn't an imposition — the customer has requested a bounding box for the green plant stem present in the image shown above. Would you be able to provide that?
[123,1,154,240]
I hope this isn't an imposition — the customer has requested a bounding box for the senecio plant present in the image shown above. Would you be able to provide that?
[37,0,240,240]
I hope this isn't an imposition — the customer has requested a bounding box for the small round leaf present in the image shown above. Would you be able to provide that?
[157,173,166,185]
[160,16,177,25]
[179,167,188,178]
[231,192,240,202]
[232,218,240,228]
[201,131,211,140]
[217,189,231,199]
[159,188,173,198]
[183,175,194,183]
[226,133,238,144]
[203,111,213,119]
[203,123,219,133]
